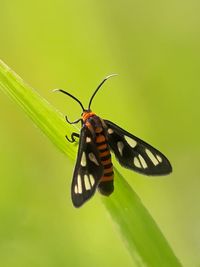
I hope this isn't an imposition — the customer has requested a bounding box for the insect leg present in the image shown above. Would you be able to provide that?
[66,132,80,143]
[65,115,81,124]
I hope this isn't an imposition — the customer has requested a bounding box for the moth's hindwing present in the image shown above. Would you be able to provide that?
[71,127,104,207]
[104,120,172,175]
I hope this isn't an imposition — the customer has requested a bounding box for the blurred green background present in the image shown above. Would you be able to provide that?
[0,0,200,266]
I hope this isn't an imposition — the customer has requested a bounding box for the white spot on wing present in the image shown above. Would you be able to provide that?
[134,157,141,168]
[84,175,91,190]
[108,128,114,134]
[138,154,147,169]
[77,174,82,193]
[117,141,124,156]
[156,154,162,163]
[89,153,99,166]
[81,152,86,167]
[74,185,78,194]
[125,136,137,148]
[86,137,91,143]
[89,174,95,186]
[145,149,159,166]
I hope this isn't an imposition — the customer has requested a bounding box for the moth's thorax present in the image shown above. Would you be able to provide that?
[82,111,105,132]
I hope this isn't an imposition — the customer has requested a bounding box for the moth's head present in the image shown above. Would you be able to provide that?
[81,110,96,122]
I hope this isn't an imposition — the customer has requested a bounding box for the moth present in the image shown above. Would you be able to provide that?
[54,74,172,207]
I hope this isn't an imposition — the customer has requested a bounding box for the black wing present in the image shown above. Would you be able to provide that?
[104,120,172,175]
[71,126,104,207]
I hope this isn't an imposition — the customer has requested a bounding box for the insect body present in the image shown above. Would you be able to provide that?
[81,111,114,197]
[54,74,172,207]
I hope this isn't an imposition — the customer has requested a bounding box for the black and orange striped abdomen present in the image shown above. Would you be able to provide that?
[95,127,114,196]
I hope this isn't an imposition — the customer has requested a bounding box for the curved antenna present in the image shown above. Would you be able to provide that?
[88,74,118,110]
[53,89,85,111]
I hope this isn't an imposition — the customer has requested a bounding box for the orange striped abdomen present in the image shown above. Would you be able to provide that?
[95,128,114,196]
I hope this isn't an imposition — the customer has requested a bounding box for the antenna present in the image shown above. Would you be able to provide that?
[88,74,118,110]
[52,89,85,111]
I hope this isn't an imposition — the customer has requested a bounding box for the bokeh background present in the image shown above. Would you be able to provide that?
[1,1,200,266]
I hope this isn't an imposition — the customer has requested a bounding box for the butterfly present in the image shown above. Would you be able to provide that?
[54,74,172,207]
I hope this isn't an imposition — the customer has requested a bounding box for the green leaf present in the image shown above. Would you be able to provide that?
[0,59,182,267]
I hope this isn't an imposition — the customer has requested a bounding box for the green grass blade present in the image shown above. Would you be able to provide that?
[0,59,182,267]
[103,168,182,267]
[0,60,76,160]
